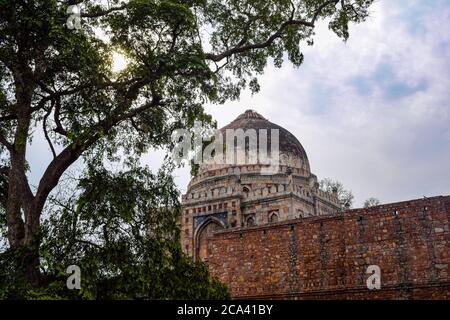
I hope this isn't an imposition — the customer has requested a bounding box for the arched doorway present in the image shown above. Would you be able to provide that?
[195,220,224,262]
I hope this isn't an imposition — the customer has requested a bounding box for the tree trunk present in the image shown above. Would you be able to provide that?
[5,141,88,285]
[5,69,43,285]
[6,161,44,285]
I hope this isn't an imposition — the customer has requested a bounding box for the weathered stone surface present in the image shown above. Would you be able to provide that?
[206,195,450,299]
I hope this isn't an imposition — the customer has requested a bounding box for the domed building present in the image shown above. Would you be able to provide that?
[181,110,340,261]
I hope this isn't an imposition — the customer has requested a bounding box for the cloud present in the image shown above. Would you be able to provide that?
[350,63,429,99]
[25,0,450,207]
[200,0,450,206]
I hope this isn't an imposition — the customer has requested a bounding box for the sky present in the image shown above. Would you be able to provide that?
[27,0,450,208]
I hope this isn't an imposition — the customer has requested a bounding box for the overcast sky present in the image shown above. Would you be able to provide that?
[28,0,450,207]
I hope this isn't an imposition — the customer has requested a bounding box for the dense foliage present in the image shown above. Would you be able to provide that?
[0,164,229,299]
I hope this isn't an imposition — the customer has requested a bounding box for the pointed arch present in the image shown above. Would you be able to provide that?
[269,212,279,223]
[194,218,225,262]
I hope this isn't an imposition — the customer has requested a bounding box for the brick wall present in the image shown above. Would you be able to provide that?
[206,195,450,299]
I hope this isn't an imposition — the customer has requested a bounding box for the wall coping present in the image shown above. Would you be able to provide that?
[212,194,450,236]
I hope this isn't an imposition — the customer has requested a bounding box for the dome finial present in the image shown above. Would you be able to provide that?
[235,109,266,120]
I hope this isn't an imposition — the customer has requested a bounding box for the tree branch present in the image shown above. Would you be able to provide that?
[43,106,57,159]
[53,98,68,136]
[74,238,103,250]
[32,96,163,218]
[81,5,127,18]
[205,0,339,62]
[311,0,340,24]
[205,19,312,62]
[0,132,13,152]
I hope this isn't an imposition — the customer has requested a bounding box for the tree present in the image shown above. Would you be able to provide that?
[0,163,229,299]
[363,197,381,208]
[319,178,354,210]
[0,0,374,287]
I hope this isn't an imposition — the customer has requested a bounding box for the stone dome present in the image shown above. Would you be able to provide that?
[220,109,309,161]
[197,109,311,176]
